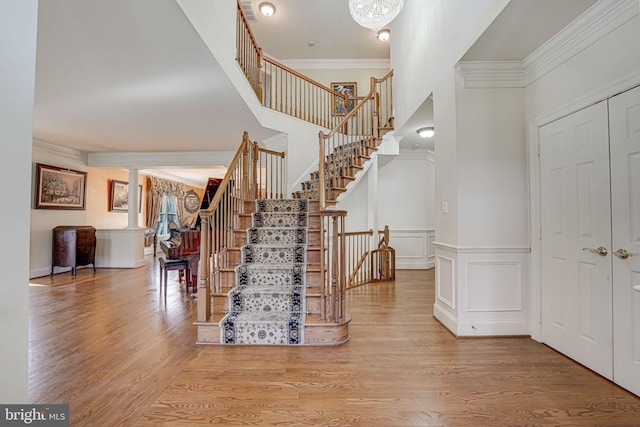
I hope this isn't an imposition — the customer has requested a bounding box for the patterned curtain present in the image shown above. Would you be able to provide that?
[145,176,186,246]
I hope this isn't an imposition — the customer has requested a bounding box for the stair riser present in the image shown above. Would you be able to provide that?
[327,177,351,189]
[212,293,322,315]
[234,229,322,247]
[239,214,321,229]
[196,317,350,346]
[226,249,321,266]
[243,199,320,214]
[217,269,322,288]
[331,145,376,158]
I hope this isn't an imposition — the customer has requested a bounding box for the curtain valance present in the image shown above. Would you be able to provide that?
[149,176,186,198]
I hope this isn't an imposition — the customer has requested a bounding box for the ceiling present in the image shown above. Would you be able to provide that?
[33,0,597,185]
[394,0,597,153]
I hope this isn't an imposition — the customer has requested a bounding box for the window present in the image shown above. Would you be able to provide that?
[156,194,178,236]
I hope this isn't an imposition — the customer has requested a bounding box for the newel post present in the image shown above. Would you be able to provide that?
[257,47,264,103]
[252,142,259,199]
[197,215,211,322]
[241,131,250,199]
[318,131,326,209]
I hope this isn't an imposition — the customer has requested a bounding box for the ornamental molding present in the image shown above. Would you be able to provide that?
[456,0,638,88]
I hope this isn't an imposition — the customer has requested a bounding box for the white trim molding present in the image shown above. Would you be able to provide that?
[87,150,235,168]
[455,61,525,88]
[455,0,639,89]
[32,139,87,164]
[524,0,638,85]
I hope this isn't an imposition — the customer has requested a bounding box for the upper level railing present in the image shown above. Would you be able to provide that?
[318,70,394,209]
[236,1,348,129]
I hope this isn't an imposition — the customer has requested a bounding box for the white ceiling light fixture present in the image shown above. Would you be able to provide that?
[349,0,404,33]
[377,29,390,41]
[259,2,276,17]
[417,127,435,138]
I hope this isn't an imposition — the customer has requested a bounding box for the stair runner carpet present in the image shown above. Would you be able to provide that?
[220,199,309,345]
[292,139,369,200]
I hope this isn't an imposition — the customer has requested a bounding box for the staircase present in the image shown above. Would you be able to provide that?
[293,138,380,203]
[193,2,395,346]
[220,199,314,344]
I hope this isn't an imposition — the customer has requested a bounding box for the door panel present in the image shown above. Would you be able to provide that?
[540,100,613,379]
[609,85,640,396]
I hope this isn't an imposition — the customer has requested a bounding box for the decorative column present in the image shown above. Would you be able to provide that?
[127,168,139,229]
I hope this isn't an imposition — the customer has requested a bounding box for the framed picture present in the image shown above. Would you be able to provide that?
[34,163,87,210]
[110,180,143,212]
[331,82,357,115]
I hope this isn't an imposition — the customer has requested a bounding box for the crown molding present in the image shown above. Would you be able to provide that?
[87,151,235,168]
[455,61,525,88]
[280,58,390,70]
[32,139,88,163]
[523,0,639,85]
[455,0,638,89]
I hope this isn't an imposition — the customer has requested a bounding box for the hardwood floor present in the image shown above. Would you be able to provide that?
[29,257,640,426]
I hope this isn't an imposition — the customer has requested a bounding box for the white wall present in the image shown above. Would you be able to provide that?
[456,87,528,248]
[379,151,435,269]
[391,0,510,131]
[0,0,38,402]
[338,149,436,269]
[391,0,510,248]
[338,173,370,232]
[30,142,89,278]
[391,0,538,336]
[300,68,390,100]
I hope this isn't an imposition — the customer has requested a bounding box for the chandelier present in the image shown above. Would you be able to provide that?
[348,0,404,33]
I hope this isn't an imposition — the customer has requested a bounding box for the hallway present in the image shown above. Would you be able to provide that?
[29,258,640,426]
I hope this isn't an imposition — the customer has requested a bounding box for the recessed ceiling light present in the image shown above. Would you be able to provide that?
[259,2,276,17]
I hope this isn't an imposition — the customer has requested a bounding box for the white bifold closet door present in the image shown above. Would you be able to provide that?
[540,100,613,380]
[540,85,640,396]
[609,85,640,396]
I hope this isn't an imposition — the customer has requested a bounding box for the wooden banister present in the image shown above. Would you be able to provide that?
[197,131,285,323]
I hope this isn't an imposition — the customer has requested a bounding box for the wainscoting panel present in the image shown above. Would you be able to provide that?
[433,243,530,337]
[427,230,436,269]
[436,255,455,309]
[467,261,522,312]
[390,229,434,269]
[433,244,458,333]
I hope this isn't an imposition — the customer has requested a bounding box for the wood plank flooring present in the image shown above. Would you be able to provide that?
[29,257,640,426]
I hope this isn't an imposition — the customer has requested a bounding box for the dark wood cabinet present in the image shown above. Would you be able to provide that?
[52,226,96,276]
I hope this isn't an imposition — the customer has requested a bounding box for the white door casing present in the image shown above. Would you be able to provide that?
[609,85,640,396]
[540,100,613,380]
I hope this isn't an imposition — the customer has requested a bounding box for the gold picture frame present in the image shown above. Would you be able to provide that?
[110,179,143,212]
[331,82,357,115]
